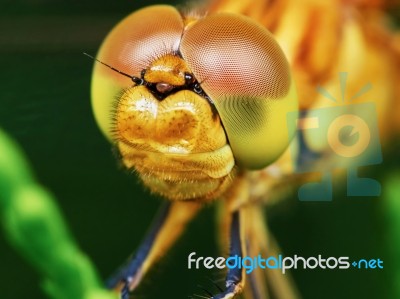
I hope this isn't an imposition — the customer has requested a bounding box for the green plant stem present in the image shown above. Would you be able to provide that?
[0,128,118,299]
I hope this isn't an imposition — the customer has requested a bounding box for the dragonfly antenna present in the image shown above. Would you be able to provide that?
[83,52,143,84]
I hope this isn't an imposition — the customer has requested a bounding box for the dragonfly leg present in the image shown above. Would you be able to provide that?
[213,175,299,299]
[244,206,300,299]
[211,209,245,299]
[107,201,201,298]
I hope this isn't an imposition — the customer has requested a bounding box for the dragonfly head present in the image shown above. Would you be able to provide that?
[89,5,298,200]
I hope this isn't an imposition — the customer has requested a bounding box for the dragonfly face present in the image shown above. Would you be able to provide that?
[91,5,298,201]
[116,54,235,200]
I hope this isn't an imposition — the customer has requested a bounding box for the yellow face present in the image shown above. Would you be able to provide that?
[91,5,298,201]
[116,55,235,201]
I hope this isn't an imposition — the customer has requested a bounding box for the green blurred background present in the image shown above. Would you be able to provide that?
[0,1,399,299]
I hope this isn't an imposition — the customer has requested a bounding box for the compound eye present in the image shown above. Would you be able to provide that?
[91,5,184,140]
[180,13,298,169]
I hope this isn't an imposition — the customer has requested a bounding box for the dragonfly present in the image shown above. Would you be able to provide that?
[87,0,400,298]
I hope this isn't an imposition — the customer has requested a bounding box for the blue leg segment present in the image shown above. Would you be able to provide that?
[212,210,244,299]
[106,202,171,297]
